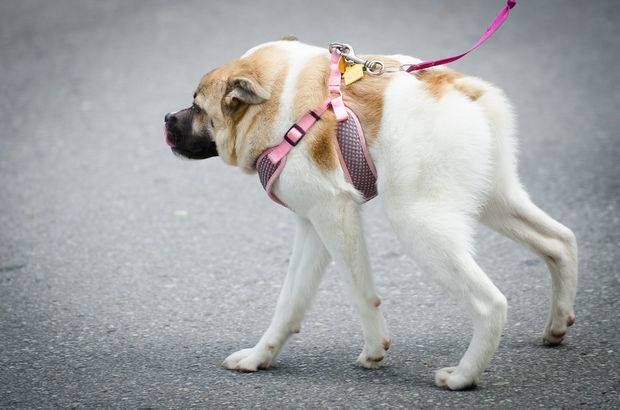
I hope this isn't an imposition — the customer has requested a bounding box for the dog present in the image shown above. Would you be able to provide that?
[164,39,578,390]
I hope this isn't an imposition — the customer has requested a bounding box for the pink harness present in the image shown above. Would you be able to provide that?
[256,52,375,207]
[257,104,377,206]
[256,0,517,207]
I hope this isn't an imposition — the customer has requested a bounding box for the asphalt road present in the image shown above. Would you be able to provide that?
[1,0,618,408]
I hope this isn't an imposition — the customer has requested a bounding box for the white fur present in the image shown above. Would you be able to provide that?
[222,42,578,390]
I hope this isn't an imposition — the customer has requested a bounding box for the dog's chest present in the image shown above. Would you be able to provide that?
[257,107,377,206]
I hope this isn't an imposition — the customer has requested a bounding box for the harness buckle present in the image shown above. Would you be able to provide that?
[284,124,305,146]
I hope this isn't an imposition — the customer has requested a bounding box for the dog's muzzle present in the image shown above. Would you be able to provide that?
[164,112,218,160]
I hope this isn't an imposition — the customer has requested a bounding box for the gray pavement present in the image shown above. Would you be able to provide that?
[1,0,619,408]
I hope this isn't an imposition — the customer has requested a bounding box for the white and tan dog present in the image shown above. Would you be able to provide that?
[164,39,578,390]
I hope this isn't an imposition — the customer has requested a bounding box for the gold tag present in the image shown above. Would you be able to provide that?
[338,56,347,74]
[343,64,364,85]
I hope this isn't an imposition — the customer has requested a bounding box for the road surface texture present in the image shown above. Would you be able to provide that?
[1,0,618,408]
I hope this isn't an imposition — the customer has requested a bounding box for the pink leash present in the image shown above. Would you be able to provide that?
[405,0,517,72]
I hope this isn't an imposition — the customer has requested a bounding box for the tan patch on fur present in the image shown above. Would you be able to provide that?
[195,67,237,164]
[226,108,240,165]
[372,297,381,308]
[454,80,484,101]
[294,54,337,172]
[234,47,288,169]
[416,69,485,101]
[280,35,298,41]
[308,113,338,171]
[416,70,463,99]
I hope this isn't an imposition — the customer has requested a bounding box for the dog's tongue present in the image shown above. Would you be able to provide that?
[164,126,174,147]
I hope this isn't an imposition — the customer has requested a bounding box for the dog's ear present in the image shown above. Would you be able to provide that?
[222,76,270,117]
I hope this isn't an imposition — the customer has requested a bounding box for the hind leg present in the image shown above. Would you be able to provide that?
[481,187,578,345]
[385,201,507,390]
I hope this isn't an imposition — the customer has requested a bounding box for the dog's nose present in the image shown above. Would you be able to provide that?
[164,112,177,123]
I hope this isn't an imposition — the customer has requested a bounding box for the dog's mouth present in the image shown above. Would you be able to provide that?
[164,124,218,160]
[164,126,176,147]
[171,146,215,160]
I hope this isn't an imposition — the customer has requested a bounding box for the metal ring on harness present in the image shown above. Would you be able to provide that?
[365,61,385,76]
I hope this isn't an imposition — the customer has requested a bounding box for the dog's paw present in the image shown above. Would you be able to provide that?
[222,348,270,373]
[357,351,385,369]
[543,312,575,346]
[357,338,391,369]
[435,367,477,390]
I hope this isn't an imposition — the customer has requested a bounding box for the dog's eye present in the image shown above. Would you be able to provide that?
[209,119,215,128]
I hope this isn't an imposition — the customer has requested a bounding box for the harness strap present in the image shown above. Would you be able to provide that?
[267,99,328,164]
[406,0,517,72]
[328,52,348,121]
[267,51,348,165]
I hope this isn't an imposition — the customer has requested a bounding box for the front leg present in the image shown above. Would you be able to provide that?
[223,216,330,372]
[308,196,390,369]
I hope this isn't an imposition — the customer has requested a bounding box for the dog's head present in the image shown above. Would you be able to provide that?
[164,71,271,162]
[165,37,312,172]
